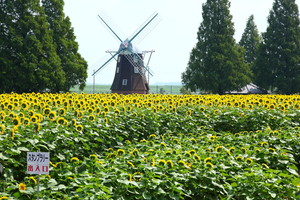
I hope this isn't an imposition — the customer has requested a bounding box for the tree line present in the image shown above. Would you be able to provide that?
[0,0,87,93]
[182,0,300,94]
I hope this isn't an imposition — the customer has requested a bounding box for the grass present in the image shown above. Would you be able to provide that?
[70,84,183,94]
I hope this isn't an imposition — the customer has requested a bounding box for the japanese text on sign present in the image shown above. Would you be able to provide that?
[27,152,50,175]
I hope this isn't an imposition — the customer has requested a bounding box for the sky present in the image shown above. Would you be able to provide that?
[64,0,300,85]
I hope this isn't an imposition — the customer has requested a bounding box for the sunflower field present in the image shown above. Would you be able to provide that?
[0,93,300,199]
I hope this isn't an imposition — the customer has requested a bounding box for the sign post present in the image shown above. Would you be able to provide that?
[27,152,50,200]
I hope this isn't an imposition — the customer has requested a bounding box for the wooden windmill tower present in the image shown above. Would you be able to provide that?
[92,13,160,94]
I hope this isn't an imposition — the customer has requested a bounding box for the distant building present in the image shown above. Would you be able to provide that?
[226,83,268,94]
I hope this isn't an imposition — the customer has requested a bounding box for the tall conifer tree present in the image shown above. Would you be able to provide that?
[254,0,300,94]
[239,15,261,71]
[182,0,251,94]
[42,0,88,91]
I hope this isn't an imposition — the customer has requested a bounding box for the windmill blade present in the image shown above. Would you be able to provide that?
[130,51,153,76]
[128,12,160,44]
[92,50,121,76]
[124,48,153,77]
[97,14,123,43]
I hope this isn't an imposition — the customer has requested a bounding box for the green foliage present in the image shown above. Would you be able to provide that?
[0,0,87,93]
[0,0,66,93]
[42,0,88,92]
[182,0,251,94]
[254,0,300,94]
[0,93,300,199]
[239,15,261,73]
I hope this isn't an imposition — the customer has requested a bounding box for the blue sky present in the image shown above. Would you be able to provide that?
[64,0,300,85]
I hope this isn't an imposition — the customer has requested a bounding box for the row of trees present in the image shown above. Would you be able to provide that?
[0,0,87,93]
[182,0,300,94]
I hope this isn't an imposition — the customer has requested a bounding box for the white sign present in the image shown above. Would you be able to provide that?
[27,152,50,174]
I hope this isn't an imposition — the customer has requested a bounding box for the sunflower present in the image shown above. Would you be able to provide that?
[34,123,41,132]
[151,158,156,167]
[194,154,201,161]
[88,115,96,122]
[127,161,135,168]
[28,110,35,117]
[23,118,30,126]
[0,124,5,134]
[11,126,18,140]
[57,108,66,116]
[205,162,214,169]
[185,151,192,157]
[7,104,14,110]
[245,158,253,164]
[28,176,37,184]
[70,157,80,162]
[235,156,243,161]
[75,124,84,132]
[166,160,174,168]
[8,112,16,119]
[260,141,268,147]
[268,148,276,153]
[178,160,186,166]
[18,183,26,191]
[96,160,104,165]
[262,163,269,168]
[89,154,98,159]
[103,106,110,112]
[160,142,167,147]
[56,117,67,125]
[21,102,29,109]
[215,146,223,152]
[190,138,197,144]
[30,115,38,123]
[204,157,212,163]
[71,118,77,126]
[48,111,57,121]
[149,134,156,138]
[130,149,139,156]
[210,135,217,140]
[158,159,166,166]
[95,108,101,114]
[12,117,21,126]
[117,149,125,156]
[50,162,57,167]
[133,172,143,181]
[19,112,25,118]
[128,173,133,181]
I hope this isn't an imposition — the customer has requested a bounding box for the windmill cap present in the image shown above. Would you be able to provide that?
[119,40,142,54]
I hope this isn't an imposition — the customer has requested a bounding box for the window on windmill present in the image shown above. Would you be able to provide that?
[134,67,139,73]
[122,79,128,85]
[118,56,121,63]
[116,67,120,73]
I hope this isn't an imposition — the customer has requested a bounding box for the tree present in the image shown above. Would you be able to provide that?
[254,0,300,94]
[0,0,66,93]
[182,0,251,94]
[42,0,87,91]
[239,15,261,72]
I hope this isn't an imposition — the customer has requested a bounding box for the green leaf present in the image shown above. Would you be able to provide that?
[47,179,58,187]
[269,191,276,198]
[17,147,30,152]
[287,167,299,176]
[142,191,151,199]
[0,153,9,160]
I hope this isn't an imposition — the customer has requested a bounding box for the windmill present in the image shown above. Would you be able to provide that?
[92,12,160,94]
